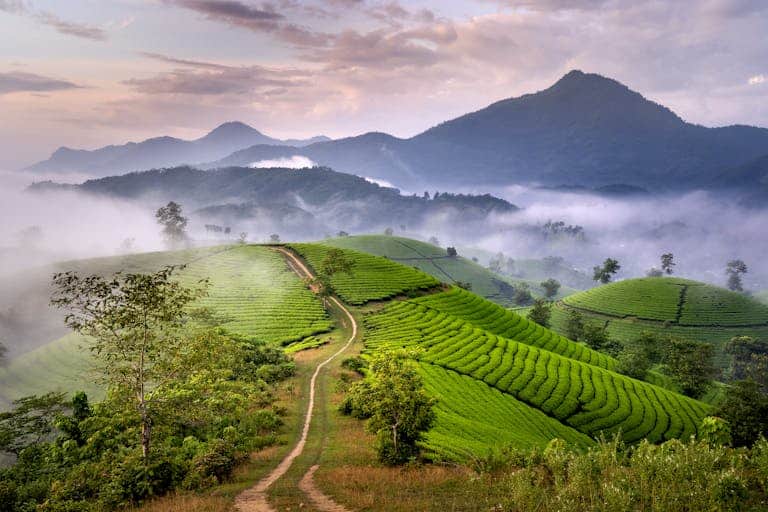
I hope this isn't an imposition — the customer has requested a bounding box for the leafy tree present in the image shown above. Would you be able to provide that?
[428,236,440,246]
[446,246,457,257]
[455,281,472,290]
[488,253,505,274]
[384,227,394,236]
[582,323,610,351]
[664,338,716,398]
[716,380,768,447]
[337,230,349,237]
[540,278,561,299]
[725,336,768,381]
[565,309,584,341]
[616,332,662,380]
[513,283,533,306]
[315,248,355,296]
[593,258,621,284]
[661,253,675,275]
[51,266,209,459]
[726,260,748,292]
[527,299,551,328]
[698,416,732,447]
[746,353,768,392]
[340,351,436,464]
[238,232,248,244]
[155,201,187,245]
[269,233,281,243]
[0,392,67,455]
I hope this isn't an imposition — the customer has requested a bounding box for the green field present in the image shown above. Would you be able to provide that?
[319,235,577,306]
[364,287,711,450]
[553,277,768,367]
[0,245,332,407]
[289,242,441,304]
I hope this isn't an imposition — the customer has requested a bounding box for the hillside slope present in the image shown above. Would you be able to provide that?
[208,71,768,192]
[550,277,768,366]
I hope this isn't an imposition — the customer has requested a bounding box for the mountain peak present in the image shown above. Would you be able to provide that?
[551,69,626,92]
[205,121,263,138]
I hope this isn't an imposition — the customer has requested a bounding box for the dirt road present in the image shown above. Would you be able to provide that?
[234,248,356,512]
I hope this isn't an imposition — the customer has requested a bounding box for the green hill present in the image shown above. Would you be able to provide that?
[551,277,768,367]
[314,235,575,306]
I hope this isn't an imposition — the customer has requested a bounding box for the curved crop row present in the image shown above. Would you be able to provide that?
[419,363,594,461]
[364,298,711,443]
[412,288,615,370]
[289,243,440,304]
[563,278,687,321]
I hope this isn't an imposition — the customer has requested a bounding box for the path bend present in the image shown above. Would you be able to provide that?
[235,248,357,512]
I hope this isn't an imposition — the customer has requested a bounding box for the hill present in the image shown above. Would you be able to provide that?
[25,121,329,176]
[29,166,517,237]
[550,277,768,367]
[317,234,575,306]
[208,70,768,193]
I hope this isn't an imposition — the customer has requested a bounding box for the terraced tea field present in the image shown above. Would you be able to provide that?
[364,288,711,446]
[288,243,440,304]
[320,235,577,305]
[0,245,332,406]
[552,277,768,367]
[419,364,594,461]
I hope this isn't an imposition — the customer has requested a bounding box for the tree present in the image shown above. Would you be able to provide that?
[661,253,675,275]
[316,248,355,296]
[513,283,533,306]
[238,232,248,244]
[726,260,748,292]
[51,266,209,459]
[541,278,561,299]
[582,323,610,351]
[593,258,620,284]
[616,332,662,380]
[528,299,552,328]
[488,253,505,274]
[0,340,6,365]
[269,234,281,243]
[565,309,584,341]
[340,351,436,464]
[384,227,394,236]
[0,392,67,455]
[446,246,457,257]
[337,231,349,237]
[725,336,768,381]
[155,202,187,245]
[664,338,716,398]
[428,236,440,246]
[716,380,768,447]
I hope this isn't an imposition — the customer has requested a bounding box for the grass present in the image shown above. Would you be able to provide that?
[552,277,768,367]
[320,235,577,305]
[288,242,441,304]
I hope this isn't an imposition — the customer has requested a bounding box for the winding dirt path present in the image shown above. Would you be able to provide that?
[234,248,356,512]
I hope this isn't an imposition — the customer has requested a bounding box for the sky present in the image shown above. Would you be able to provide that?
[1,0,767,170]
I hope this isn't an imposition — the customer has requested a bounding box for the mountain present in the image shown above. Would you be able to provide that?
[25,121,330,176]
[208,71,768,191]
[30,166,517,237]
[708,153,768,207]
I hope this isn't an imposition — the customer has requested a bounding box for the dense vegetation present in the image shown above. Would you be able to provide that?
[289,243,440,304]
[552,277,768,367]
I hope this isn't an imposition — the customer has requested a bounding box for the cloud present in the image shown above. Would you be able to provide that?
[124,53,309,96]
[249,156,316,168]
[0,71,81,94]
[0,1,106,41]
[748,74,766,85]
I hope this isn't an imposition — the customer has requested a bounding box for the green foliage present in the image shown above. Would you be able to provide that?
[661,252,675,275]
[592,258,620,284]
[716,380,768,447]
[155,201,187,245]
[0,392,67,455]
[527,299,551,328]
[616,331,662,380]
[319,248,355,280]
[725,336,768,381]
[289,243,439,304]
[540,278,561,299]
[726,259,748,292]
[699,416,732,447]
[565,309,584,342]
[340,356,367,375]
[513,283,533,306]
[664,338,717,398]
[341,351,436,465]
[581,323,609,351]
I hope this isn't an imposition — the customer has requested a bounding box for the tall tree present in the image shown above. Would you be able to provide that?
[661,253,675,275]
[540,278,561,299]
[51,266,208,459]
[593,258,621,284]
[527,299,552,328]
[155,201,187,245]
[726,260,748,292]
[565,309,584,341]
[0,392,67,456]
[725,336,768,381]
[664,338,716,398]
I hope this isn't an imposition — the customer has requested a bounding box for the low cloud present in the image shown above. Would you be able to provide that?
[748,74,766,85]
[249,155,316,168]
[0,71,81,94]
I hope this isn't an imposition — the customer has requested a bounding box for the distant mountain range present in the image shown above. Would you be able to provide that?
[25,71,768,195]
[26,122,330,175]
[30,166,517,237]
